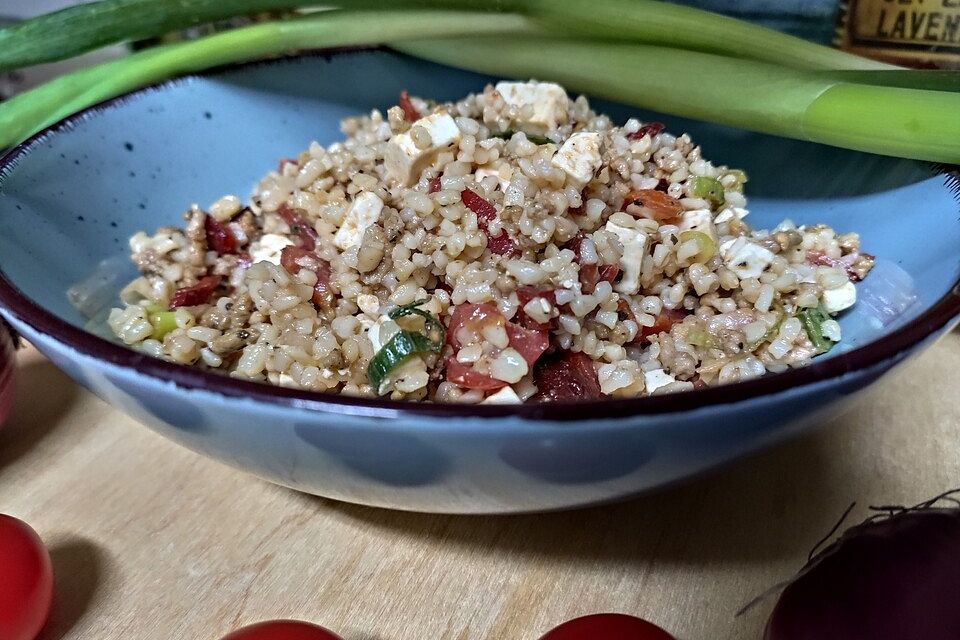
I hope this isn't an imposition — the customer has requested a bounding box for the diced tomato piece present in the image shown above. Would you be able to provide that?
[461,188,518,257]
[599,264,620,282]
[534,351,602,401]
[444,359,508,391]
[398,90,421,122]
[566,232,586,257]
[621,189,683,223]
[204,214,236,255]
[485,231,519,257]
[579,265,601,294]
[446,303,502,349]
[170,275,222,308]
[280,246,333,308]
[567,233,619,294]
[277,203,318,251]
[515,286,556,331]
[236,253,253,269]
[277,158,298,173]
[638,308,689,342]
[655,178,670,192]
[625,122,665,141]
[460,188,498,222]
[428,176,442,193]
[505,323,549,365]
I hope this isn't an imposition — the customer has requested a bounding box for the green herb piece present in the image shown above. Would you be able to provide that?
[488,129,553,145]
[367,299,445,393]
[686,328,717,349]
[145,304,178,340]
[690,176,725,206]
[798,304,836,355]
[678,230,716,263]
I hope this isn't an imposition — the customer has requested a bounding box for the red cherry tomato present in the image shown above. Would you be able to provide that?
[0,515,54,640]
[220,620,342,640]
[540,613,675,640]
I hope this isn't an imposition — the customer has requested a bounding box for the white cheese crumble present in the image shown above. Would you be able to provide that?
[385,111,461,185]
[481,386,523,404]
[334,191,383,251]
[822,281,857,314]
[551,132,602,187]
[494,80,569,133]
[249,233,293,265]
[644,369,676,395]
[604,220,649,295]
[719,237,776,279]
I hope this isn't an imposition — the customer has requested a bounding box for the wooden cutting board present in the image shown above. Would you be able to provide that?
[2,335,958,640]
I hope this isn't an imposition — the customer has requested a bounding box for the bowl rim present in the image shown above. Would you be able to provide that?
[0,50,958,421]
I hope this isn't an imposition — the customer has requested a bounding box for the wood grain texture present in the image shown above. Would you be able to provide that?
[2,334,958,640]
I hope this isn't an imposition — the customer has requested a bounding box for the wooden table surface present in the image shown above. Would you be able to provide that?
[2,334,959,640]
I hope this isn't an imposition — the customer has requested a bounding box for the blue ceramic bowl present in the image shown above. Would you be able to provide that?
[1,51,958,513]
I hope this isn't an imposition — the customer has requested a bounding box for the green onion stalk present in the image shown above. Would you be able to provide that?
[397,38,960,164]
[0,11,538,148]
[0,0,893,73]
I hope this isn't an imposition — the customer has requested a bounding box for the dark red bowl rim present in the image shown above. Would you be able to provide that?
[0,50,958,421]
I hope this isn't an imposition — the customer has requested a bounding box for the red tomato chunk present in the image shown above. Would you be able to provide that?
[170,275,222,308]
[534,351,602,401]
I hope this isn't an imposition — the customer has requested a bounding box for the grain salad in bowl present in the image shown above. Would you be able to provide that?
[104,81,874,404]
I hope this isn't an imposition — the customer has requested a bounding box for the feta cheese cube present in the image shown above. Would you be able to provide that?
[714,206,749,224]
[475,166,510,191]
[822,281,857,314]
[481,386,522,404]
[604,220,649,295]
[644,369,676,394]
[385,111,461,185]
[494,81,569,133]
[249,233,293,265]
[678,208,717,243]
[551,132,602,187]
[719,237,776,279]
[356,293,380,316]
[334,191,383,251]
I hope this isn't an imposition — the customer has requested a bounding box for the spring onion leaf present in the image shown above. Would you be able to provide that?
[0,10,538,149]
[397,38,960,163]
[488,130,553,145]
[690,176,725,206]
[0,0,893,73]
[532,0,894,71]
[367,299,444,393]
[145,304,178,340]
[798,304,836,355]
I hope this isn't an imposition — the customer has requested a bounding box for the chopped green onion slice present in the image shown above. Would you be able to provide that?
[145,304,178,340]
[678,230,716,263]
[367,299,445,393]
[389,298,445,346]
[798,304,836,355]
[488,129,553,145]
[687,328,717,349]
[690,176,725,206]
